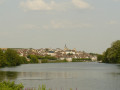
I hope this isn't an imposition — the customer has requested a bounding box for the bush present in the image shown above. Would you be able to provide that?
[72,58,91,62]
[0,81,24,90]
[41,59,48,63]
[37,55,57,60]
[28,55,39,63]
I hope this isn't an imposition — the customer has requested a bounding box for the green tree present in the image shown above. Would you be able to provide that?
[28,55,39,63]
[41,59,48,63]
[5,49,21,66]
[0,49,7,67]
[103,40,120,63]
[97,54,103,61]
[44,55,57,60]
[20,56,28,64]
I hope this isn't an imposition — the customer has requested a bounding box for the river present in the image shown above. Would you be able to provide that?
[0,62,120,90]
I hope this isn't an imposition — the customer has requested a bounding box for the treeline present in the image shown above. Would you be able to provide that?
[0,49,40,67]
[72,58,91,62]
[27,55,39,63]
[0,49,28,67]
[36,55,57,60]
[28,55,68,63]
[97,40,120,63]
[27,55,57,63]
[0,48,65,67]
[27,55,69,63]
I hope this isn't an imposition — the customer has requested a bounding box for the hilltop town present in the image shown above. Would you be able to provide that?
[1,45,97,62]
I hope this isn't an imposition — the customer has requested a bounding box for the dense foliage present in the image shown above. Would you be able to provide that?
[102,40,120,63]
[72,58,91,62]
[41,59,68,63]
[27,55,58,63]
[0,81,75,90]
[5,49,22,66]
[0,81,24,90]
[0,49,28,67]
[0,49,7,67]
[27,55,39,63]
[97,54,104,61]
[49,60,68,63]
[41,59,49,63]
[36,55,57,60]
[20,56,29,64]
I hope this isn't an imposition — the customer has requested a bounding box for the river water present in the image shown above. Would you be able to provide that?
[0,62,120,90]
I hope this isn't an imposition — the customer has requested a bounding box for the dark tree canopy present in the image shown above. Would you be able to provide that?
[0,49,30,67]
[0,49,7,67]
[103,40,120,63]
[5,49,22,66]
[28,55,39,63]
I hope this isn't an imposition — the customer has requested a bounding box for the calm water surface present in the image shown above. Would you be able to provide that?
[0,62,120,90]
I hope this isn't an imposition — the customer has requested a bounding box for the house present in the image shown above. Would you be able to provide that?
[47,51,56,56]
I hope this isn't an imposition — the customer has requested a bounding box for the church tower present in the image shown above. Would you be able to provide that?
[64,44,68,51]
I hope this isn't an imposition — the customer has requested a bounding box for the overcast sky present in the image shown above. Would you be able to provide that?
[0,0,120,53]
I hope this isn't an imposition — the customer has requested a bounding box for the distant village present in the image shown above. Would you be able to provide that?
[1,45,97,62]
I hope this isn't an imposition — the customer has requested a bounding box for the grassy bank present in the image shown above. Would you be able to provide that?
[0,81,24,90]
[0,81,74,90]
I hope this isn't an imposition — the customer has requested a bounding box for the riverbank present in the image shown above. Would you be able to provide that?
[0,81,75,90]
[0,81,24,90]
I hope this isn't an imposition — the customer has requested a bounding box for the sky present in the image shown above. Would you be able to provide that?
[0,0,120,54]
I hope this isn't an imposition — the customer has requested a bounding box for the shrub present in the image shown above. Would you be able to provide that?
[0,81,24,90]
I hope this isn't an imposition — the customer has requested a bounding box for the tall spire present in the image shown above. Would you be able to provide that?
[64,44,68,51]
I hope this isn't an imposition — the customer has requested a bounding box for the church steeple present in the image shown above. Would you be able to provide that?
[64,44,68,51]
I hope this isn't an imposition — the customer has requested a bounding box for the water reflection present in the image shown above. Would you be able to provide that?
[0,71,74,81]
[0,71,6,81]
[109,72,120,76]
[117,65,120,69]
[18,72,73,80]
[108,65,120,76]
[0,63,120,90]
[0,71,18,81]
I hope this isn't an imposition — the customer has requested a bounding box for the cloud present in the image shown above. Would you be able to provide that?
[107,21,118,25]
[72,0,93,9]
[0,0,5,5]
[20,0,94,11]
[20,0,56,11]
[20,0,69,11]
[112,0,120,1]
[20,0,59,10]
[23,24,40,29]
[43,21,64,29]
[21,24,43,30]
[0,31,10,37]
[23,21,92,30]
[43,20,92,29]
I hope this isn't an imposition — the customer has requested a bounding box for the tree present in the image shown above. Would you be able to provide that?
[41,59,48,63]
[97,54,104,61]
[103,40,120,63]
[5,49,21,66]
[20,56,28,64]
[0,49,7,67]
[28,55,39,63]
